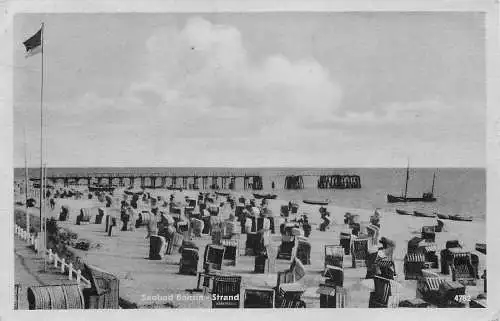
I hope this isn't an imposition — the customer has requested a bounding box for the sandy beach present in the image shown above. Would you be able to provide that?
[14,188,487,309]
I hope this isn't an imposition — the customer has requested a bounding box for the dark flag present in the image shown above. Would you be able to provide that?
[23,26,43,57]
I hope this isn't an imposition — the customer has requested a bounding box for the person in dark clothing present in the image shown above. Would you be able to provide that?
[319,208,330,232]
[271,181,275,189]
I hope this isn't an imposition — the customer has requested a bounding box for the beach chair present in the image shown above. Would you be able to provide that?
[318,284,349,308]
[449,249,476,285]
[404,253,426,280]
[165,232,184,255]
[244,288,275,308]
[220,239,238,266]
[211,275,242,308]
[81,264,120,309]
[27,284,85,310]
[179,247,199,276]
[375,257,396,280]
[418,276,466,307]
[203,244,225,273]
[440,241,463,275]
[368,276,400,308]
[95,208,105,224]
[340,232,351,255]
[149,235,167,260]
[421,226,436,243]
[296,237,311,265]
[277,235,296,260]
[324,265,344,287]
[77,208,92,225]
[469,298,487,308]
[277,283,306,308]
[324,245,344,269]
[366,224,380,247]
[255,245,276,274]
[351,238,369,268]
[245,232,264,256]
[59,205,70,222]
[419,242,439,269]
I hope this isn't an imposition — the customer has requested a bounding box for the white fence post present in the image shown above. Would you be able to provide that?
[76,269,81,284]
[68,263,73,280]
[54,254,59,268]
[60,258,65,273]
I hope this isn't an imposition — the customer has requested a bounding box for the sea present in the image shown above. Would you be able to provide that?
[14,167,486,220]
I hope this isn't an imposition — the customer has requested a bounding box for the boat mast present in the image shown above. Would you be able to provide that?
[403,160,409,199]
[431,171,436,194]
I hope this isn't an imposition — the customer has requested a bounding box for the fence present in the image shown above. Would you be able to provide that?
[14,224,91,287]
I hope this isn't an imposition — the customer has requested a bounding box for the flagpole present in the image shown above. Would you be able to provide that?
[24,128,30,236]
[38,22,45,264]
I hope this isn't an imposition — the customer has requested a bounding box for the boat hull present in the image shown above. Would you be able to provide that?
[303,200,328,206]
[396,209,412,215]
[253,193,277,200]
[387,194,436,203]
[413,211,437,218]
[436,213,450,220]
[449,215,473,222]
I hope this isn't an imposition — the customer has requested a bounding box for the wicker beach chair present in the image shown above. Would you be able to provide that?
[277,235,296,260]
[366,224,380,247]
[419,242,439,269]
[404,253,426,280]
[211,275,242,308]
[368,276,400,308]
[220,238,238,266]
[324,245,344,269]
[340,232,351,255]
[149,235,167,260]
[318,284,349,308]
[440,240,462,274]
[254,245,276,274]
[59,205,70,222]
[421,226,436,242]
[418,276,466,307]
[77,208,93,225]
[203,244,226,273]
[166,232,184,255]
[324,265,344,287]
[351,238,369,268]
[375,257,396,280]
[277,283,306,308]
[244,288,275,308]
[179,247,199,275]
[95,208,105,224]
[27,284,85,310]
[245,232,260,256]
[296,237,311,265]
[81,264,120,309]
[449,249,476,285]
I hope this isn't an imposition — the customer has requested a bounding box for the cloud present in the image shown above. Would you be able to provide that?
[306,100,455,129]
[131,16,342,139]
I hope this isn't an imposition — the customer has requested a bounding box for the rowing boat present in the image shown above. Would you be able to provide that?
[413,210,436,218]
[396,209,412,215]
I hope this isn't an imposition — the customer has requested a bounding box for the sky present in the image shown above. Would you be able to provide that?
[13,12,486,168]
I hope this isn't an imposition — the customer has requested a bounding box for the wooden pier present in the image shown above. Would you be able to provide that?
[35,172,264,191]
[32,171,361,191]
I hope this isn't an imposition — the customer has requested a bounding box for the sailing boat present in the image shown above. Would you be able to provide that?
[387,164,437,203]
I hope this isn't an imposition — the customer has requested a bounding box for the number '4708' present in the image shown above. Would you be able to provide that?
[454,295,471,303]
